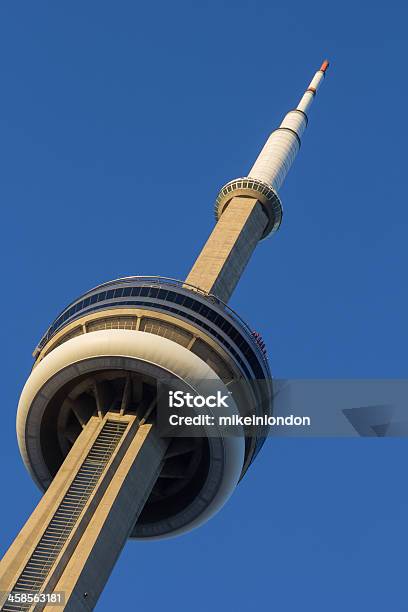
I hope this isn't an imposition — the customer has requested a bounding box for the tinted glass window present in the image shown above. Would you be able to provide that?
[206,309,217,322]
[200,305,210,318]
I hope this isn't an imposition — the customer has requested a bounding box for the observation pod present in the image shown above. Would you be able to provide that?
[17,277,272,539]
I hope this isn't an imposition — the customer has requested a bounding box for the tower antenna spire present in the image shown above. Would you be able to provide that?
[296,58,330,113]
[248,59,330,195]
[186,60,330,301]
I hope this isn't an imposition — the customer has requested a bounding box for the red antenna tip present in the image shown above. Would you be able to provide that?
[320,59,330,73]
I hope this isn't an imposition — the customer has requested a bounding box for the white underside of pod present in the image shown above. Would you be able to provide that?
[17,330,245,539]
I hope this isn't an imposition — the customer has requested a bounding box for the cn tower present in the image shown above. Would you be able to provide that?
[0,60,329,611]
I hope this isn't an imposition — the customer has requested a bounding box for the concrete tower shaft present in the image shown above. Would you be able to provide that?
[0,416,167,611]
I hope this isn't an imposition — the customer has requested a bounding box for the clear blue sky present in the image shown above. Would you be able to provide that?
[1,1,407,610]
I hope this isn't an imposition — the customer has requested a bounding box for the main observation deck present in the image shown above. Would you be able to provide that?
[35,276,270,382]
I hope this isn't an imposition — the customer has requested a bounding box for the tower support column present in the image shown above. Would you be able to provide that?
[0,414,167,612]
[185,197,268,302]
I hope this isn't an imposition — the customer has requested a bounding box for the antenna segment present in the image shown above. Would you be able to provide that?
[249,60,330,192]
